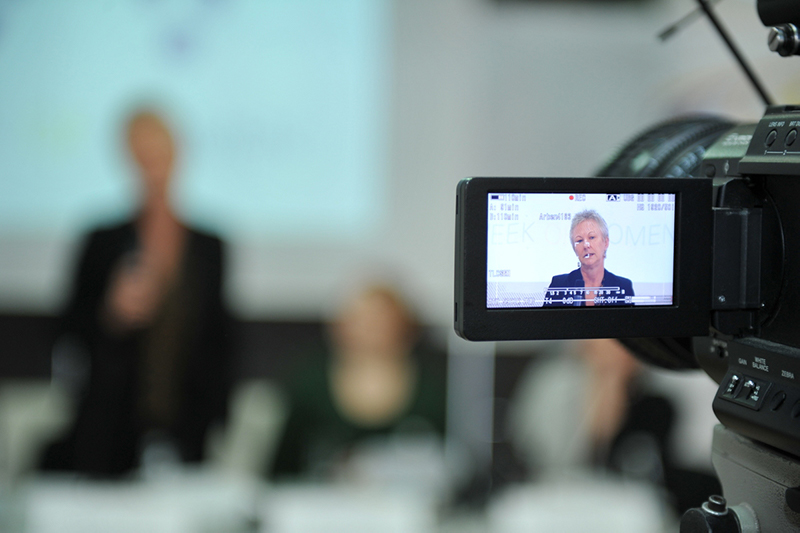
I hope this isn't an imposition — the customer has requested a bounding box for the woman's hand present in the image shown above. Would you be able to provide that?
[104,254,162,332]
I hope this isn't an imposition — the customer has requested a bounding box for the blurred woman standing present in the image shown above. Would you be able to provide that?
[40,109,230,476]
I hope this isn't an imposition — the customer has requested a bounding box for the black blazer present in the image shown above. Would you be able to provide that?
[41,220,231,476]
[545,268,634,306]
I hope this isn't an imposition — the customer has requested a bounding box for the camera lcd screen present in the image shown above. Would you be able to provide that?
[455,177,712,341]
[486,192,675,308]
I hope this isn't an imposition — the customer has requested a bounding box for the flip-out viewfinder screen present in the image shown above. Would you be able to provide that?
[487,192,675,308]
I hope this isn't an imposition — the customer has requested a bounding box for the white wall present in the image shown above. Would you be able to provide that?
[0,0,792,325]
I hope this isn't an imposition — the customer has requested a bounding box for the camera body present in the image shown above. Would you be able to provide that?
[455,104,800,457]
[454,2,800,528]
[454,97,800,533]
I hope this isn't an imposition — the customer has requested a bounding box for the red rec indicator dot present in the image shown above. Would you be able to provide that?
[569,195,575,200]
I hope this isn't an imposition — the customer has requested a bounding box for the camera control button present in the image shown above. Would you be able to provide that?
[770,391,787,411]
[766,129,778,147]
[787,129,798,147]
[791,401,800,419]
[723,374,741,397]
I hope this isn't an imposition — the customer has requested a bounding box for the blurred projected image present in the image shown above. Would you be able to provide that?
[487,192,675,308]
[0,0,389,242]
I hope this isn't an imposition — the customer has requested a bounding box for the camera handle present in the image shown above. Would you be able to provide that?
[680,425,800,532]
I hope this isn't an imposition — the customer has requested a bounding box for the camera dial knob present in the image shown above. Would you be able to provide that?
[680,495,742,533]
[768,24,800,57]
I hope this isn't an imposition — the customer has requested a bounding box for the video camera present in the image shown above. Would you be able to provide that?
[455,1,800,531]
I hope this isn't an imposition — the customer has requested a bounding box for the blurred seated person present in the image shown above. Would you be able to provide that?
[507,339,720,514]
[39,108,230,477]
[269,284,447,482]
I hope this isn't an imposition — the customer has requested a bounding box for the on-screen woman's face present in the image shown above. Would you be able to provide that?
[571,219,609,269]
